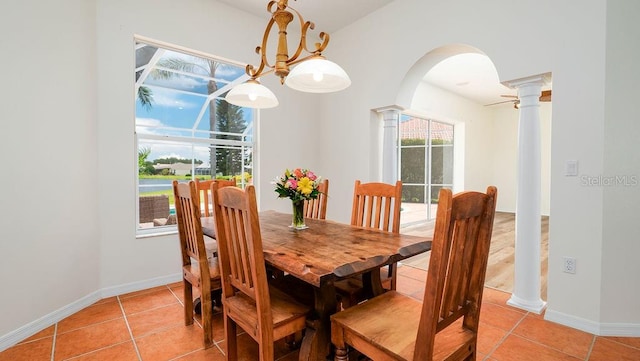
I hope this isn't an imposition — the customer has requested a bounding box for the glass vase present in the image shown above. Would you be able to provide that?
[290,200,308,230]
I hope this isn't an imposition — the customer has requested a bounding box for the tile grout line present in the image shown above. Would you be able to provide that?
[63,341,136,360]
[117,295,143,361]
[166,283,205,340]
[167,284,185,306]
[214,341,226,358]
[506,312,594,360]
[167,283,199,328]
[482,309,529,359]
[602,336,640,351]
[509,332,590,360]
[50,323,58,361]
[166,282,223,360]
[584,335,597,360]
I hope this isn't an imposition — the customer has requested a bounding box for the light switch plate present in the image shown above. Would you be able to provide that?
[565,160,578,176]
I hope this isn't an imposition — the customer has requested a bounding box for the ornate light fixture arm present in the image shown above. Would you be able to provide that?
[225,0,350,109]
[247,0,330,84]
[287,7,330,62]
[246,16,276,79]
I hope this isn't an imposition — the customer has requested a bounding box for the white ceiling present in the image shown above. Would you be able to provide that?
[218,0,545,108]
[424,53,518,107]
[217,0,394,33]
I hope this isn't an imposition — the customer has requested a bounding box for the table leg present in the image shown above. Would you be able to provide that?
[300,282,337,361]
[361,268,384,298]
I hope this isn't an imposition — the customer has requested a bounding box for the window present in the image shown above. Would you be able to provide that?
[135,38,254,235]
[399,115,454,224]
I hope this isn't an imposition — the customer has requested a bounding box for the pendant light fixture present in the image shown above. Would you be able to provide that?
[225,0,351,109]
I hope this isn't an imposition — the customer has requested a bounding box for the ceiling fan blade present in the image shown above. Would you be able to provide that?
[500,94,518,98]
[485,99,517,106]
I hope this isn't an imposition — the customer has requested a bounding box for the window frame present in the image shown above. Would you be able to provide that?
[134,36,256,237]
[398,114,454,223]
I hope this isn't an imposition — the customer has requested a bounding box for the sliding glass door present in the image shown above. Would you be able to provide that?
[399,115,454,225]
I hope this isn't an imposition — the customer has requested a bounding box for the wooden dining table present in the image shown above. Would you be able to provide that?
[201,210,431,361]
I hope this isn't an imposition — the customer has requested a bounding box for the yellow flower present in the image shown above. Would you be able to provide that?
[297,177,314,195]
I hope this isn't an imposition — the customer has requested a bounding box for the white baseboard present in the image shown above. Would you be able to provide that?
[0,272,181,352]
[598,322,640,337]
[545,309,640,336]
[544,309,602,335]
[0,291,101,352]
[98,273,182,299]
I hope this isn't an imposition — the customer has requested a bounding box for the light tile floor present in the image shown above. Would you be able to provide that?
[2,265,640,360]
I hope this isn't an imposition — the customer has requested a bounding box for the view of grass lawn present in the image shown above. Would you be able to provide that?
[139,176,201,204]
[138,175,242,206]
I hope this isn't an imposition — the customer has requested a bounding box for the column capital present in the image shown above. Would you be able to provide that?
[373,105,405,116]
[504,72,551,89]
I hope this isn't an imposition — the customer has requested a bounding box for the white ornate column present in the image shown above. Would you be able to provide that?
[506,75,549,313]
[375,106,403,184]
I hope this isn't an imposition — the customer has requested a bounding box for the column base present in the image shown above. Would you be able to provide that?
[507,294,547,314]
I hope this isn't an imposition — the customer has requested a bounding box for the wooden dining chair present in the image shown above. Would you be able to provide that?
[211,183,312,361]
[192,178,237,274]
[350,180,403,233]
[331,186,498,361]
[194,178,236,217]
[304,178,329,220]
[335,180,403,309]
[172,180,222,348]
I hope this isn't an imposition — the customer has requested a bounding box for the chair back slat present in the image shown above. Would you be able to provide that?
[414,186,497,360]
[212,184,269,305]
[439,217,481,323]
[195,178,237,217]
[173,181,208,269]
[304,179,329,220]
[222,204,256,298]
[350,180,402,233]
[194,179,214,217]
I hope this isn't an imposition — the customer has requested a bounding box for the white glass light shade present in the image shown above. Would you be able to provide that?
[225,79,279,109]
[285,56,351,93]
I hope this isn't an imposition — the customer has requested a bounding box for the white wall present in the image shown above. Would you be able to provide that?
[544,1,608,328]
[491,106,519,213]
[0,0,100,340]
[255,80,325,214]
[600,0,640,328]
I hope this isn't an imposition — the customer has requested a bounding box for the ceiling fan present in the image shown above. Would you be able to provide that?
[485,90,552,109]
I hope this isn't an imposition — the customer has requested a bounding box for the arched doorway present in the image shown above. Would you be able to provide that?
[395,44,550,304]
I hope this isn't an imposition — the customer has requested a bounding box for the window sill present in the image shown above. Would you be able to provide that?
[136,226,178,239]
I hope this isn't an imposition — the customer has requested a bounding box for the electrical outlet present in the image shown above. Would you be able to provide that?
[563,257,576,274]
